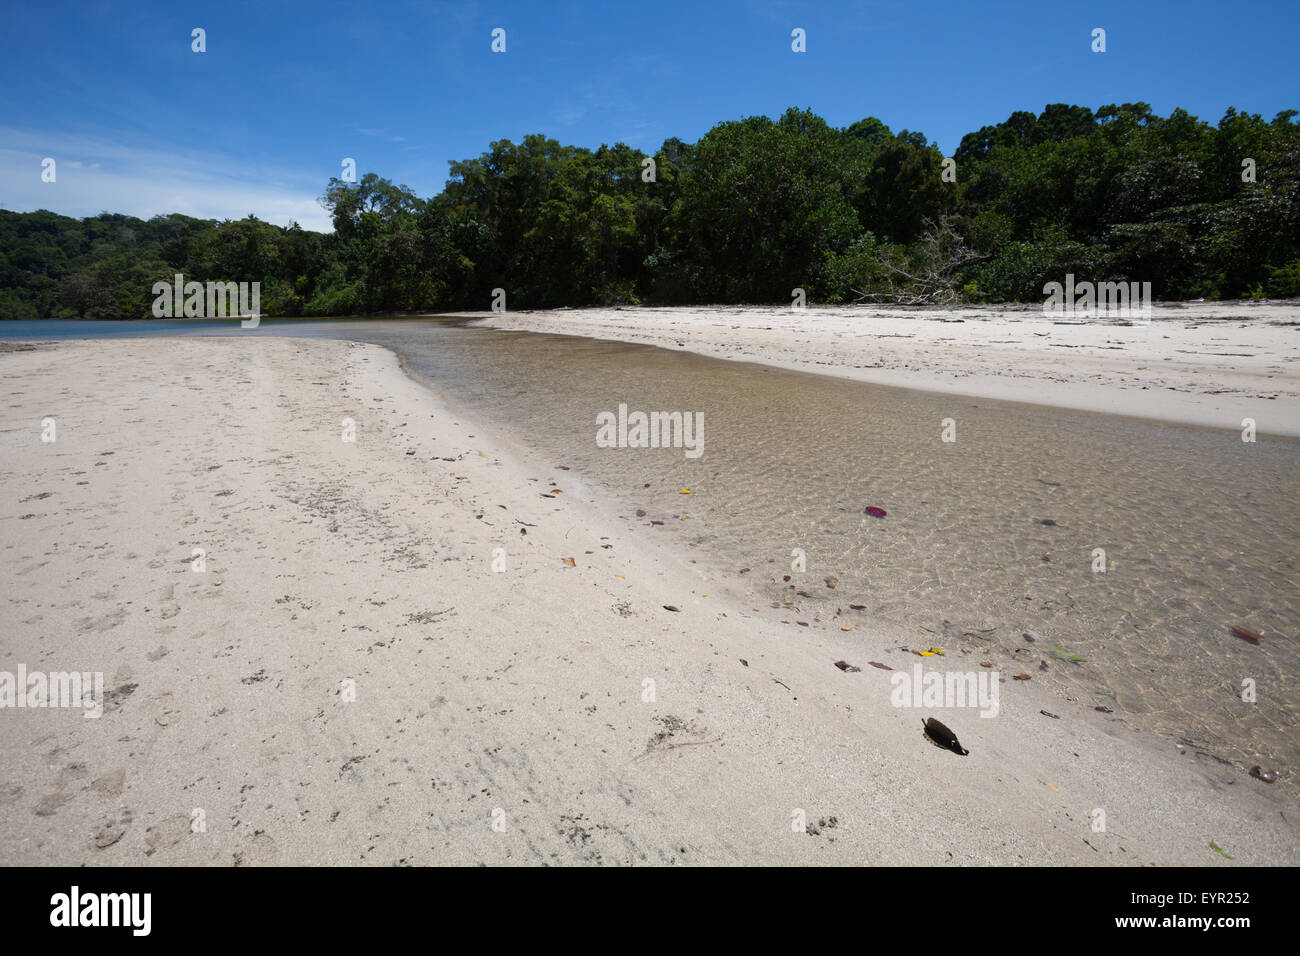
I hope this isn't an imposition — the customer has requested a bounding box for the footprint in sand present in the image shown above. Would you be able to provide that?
[91,769,126,796]
[75,607,126,633]
[33,763,90,816]
[144,814,192,852]
[233,831,279,866]
[102,682,138,715]
[34,796,73,827]
[91,807,134,849]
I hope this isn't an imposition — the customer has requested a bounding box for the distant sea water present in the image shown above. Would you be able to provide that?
[5,317,1297,785]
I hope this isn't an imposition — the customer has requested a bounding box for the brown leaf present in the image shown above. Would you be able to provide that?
[869,661,893,670]
[833,660,861,672]
[1231,626,1262,645]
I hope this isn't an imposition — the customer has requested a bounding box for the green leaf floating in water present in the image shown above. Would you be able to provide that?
[1048,644,1086,663]
[1210,841,1233,860]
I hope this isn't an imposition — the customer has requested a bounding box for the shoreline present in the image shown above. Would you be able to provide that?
[0,336,1294,865]
[468,302,1300,437]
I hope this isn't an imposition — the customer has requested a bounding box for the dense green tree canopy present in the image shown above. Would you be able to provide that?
[3,102,1297,319]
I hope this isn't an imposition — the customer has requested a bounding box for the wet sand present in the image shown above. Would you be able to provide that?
[2,336,1294,865]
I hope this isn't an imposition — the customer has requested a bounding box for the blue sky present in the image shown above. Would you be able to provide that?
[1,0,1295,232]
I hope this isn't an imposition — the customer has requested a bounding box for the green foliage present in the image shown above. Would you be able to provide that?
[819,233,880,302]
[2,102,1298,318]
[1267,260,1300,297]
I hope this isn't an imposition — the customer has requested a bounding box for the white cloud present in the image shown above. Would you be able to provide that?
[0,127,334,232]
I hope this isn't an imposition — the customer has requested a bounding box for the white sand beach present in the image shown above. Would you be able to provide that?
[0,336,1294,865]
[474,302,1300,436]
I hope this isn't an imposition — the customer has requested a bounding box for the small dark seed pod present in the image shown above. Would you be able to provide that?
[923,717,969,756]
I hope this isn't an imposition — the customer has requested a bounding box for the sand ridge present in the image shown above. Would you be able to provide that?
[472,302,1300,437]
